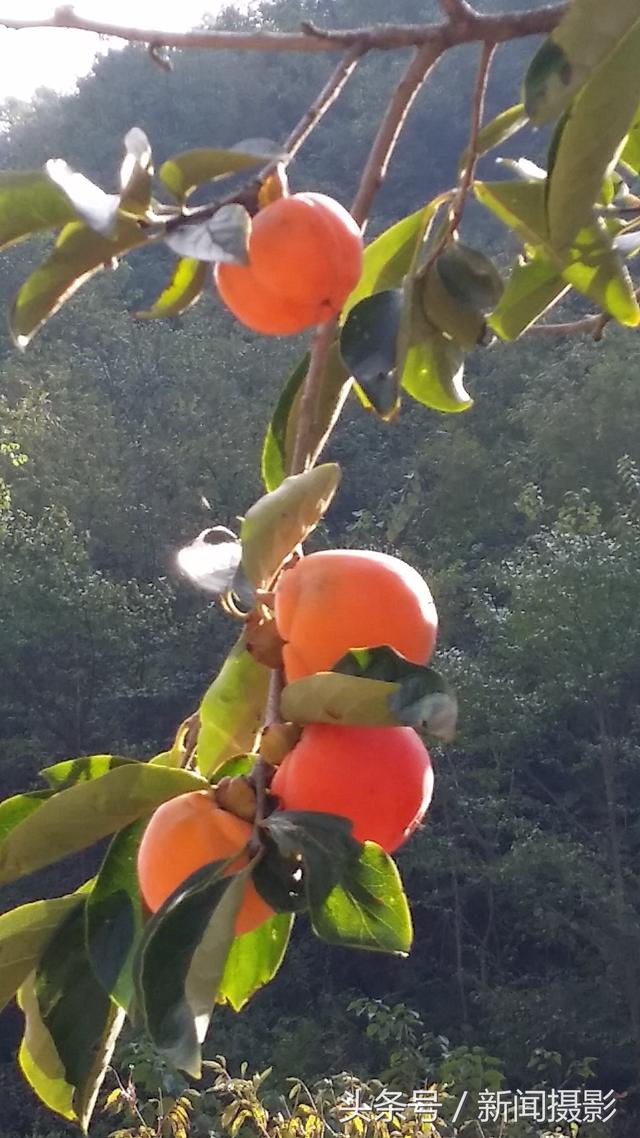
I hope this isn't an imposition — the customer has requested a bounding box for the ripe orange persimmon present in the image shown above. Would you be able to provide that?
[214,192,363,335]
[274,550,438,682]
[271,723,433,853]
[137,791,273,936]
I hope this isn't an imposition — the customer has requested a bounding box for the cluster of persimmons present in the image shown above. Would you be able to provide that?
[137,190,438,935]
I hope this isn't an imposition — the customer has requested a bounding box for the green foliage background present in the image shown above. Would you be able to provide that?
[1,0,639,1133]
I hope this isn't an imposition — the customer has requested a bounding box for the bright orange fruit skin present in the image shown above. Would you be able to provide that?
[274,549,438,682]
[137,791,273,936]
[214,192,363,335]
[271,723,434,853]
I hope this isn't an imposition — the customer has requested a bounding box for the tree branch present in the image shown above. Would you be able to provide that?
[282,45,365,165]
[524,291,640,342]
[0,5,569,55]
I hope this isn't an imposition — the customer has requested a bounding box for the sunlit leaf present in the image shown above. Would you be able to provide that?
[489,250,569,339]
[0,894,83,1012]
[0,171,75,251]
[217,912,293,1012]
[10,217,147,348]
[545,20,640,248]
[135,257,207,318]
[310,841,412,954]
[459,103,528,170]
[158,147,270,201]
[119,126,153,218]
[44,159,120,238]
[524,1,640,124]
[197,633,269,778]
[0,762,206,886]
[240,464,341,590]
[400,302,471,413]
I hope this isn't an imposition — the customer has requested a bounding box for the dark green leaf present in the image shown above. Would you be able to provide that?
[197,633,269,778]
[253,835,308,914]
[420,268,485,350]
[158,147,268,201]
[435,243,503,312]
[20,903,125,1130]
[489,250,569,340]
[135,858,246,1076]
[44,160,120,238]
[524,2,640,124]
[164,204,250,264]
[621,103,640,174]
[0,894,84,1013]
[339,290,402,419]
[135,257,207,318]
[309,841,412,954]
[264,811,360,910]
[0,762,206,886]
[260,344,349,492]
[217,912,293,1012]
[545,21,640,248]
[0,171,76,251]
[10,217,147,348]
[85,820,146,1011]
[240,464,341,590]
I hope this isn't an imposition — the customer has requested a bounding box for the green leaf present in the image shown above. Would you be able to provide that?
[217,912,293,1012]
[119,127,153,218]
[158,147,268,201]
[263,813,412,954]
[489,250,569,339]
[621,103,640,174]
[135,257,207,318]
[135,859,247,1076]
[0,894,83,1013]
[339,290,402,419]
[0,756,131,845]
[260,344,350,492]
[44,160,120,238]
[19,904,125,1131]
[435,243,503,312]
[0,763,206,886]
[85,820,145,1011]
[459,103,528,170]
[197,634,269,778]
[545,20,640,249]
[474,179,640,326]
[281,646,457,740]
[420,267,485,351]
[400,304,471,413]
[343,198,445,317]
[310,841,412,954]
[164,204,250,264]
[240,463,341,590]
[253,835,308,914]
[524,1,640,124]
[0,171,76,251]
[10,217,147,348]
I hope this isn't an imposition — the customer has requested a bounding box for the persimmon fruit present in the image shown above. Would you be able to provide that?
[274,549,438,682]
[271,723,434,852]
[137,790,273,935]
[214,192,363,335]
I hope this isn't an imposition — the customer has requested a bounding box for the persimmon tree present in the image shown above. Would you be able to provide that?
[0,0,640,1129]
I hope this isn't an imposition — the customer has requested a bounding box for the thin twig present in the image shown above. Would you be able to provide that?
[422,39,496,274]
[351,41,443,227]
[0,6,569,54]
[282,45,365,165]
[525,290,640,341]
[289,319,338,475]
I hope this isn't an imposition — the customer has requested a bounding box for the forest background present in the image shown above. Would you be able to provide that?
[1,0,639,1133]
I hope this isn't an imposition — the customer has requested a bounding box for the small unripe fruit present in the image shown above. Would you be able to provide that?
[137,791,273,935]
[271,723,434,853]
[215,192,363,335]
[274,549,438,682]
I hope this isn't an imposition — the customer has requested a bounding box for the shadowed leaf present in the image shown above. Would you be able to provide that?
[0,171,76,250]
[0,894,84,1013]
[340,290,402,419]
[164,204,250,264]
[85,821,146,1011]
[135,257,207,318]
[158,146,270,201]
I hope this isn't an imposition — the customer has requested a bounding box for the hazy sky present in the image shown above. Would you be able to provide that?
[0,2,227,101]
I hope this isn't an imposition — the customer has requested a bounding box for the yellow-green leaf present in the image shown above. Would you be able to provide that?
[196,633,269,778]
[135,257,207,318]
[0,895,83,1012]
